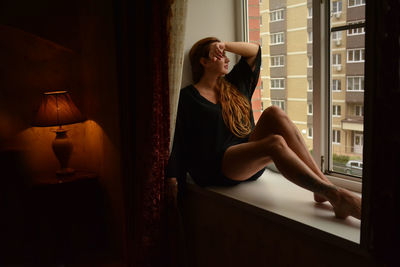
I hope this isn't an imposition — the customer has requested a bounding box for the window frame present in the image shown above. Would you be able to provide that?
[270,78,285,90]
[331,0,342,14]
[348,0,365,8]
[270,32,284,45]
[332,129,341,144]
[347,48,365,63]
[316,0,365,191]
[270,55,285,67]
[270,9,284,22]
[332,79,342,91]
[332,104,341,117]
[347,76,365,91]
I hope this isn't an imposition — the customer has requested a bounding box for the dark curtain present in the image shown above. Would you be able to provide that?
[362,0,400,266]
[114,0,175,266]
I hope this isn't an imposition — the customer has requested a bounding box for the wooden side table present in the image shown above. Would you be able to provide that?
[23,171,110,264]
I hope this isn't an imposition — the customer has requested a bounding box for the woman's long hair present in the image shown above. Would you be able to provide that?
[189,37,252,138]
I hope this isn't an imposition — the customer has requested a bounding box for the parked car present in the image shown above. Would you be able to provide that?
[344,160,363,176]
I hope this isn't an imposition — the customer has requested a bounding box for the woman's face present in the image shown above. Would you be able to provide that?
[203,51,230,76]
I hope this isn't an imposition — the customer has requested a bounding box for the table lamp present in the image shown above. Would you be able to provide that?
[32,91,85,177]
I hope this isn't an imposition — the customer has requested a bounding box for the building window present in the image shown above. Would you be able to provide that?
[270,32,284,45]
[332,31,342,40]
[261,80,264,90]
[308,103,313,115]
[270,9,284,22]
[347,76,364,91]
[348,25,365,35]
[333,105,341,116]
[260,16,263,26]
[308,7,312,18]
[270,55,285,67]
[261,101,264,111]
[348,0,365,8]
[355,105,364,116]
[332,53,341,65]
[308,31,313,43]
[332,1,342,14]
[271,100,285,111]
[308,79,313,91]
[332,79,342,91]
[308,127,313,139]
[347,48,365,63]
[332,130,341,144]
[308,55,313,67]
[271,79,285,89]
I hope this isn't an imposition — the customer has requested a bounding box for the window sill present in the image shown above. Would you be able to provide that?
[187,168,361,244]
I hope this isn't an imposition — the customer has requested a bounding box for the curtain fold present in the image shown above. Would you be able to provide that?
[169,0,188,150]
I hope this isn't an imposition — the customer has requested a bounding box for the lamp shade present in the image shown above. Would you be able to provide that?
[32,91,85,127]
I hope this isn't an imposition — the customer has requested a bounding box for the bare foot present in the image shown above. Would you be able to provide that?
[330,188,362,220]
[314,193,328,203]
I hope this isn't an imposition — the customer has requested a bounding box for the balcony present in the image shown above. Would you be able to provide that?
[346,91,364,103]
[341,116,363,132]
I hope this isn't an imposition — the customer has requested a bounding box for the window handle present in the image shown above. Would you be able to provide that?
[321,155,325,172]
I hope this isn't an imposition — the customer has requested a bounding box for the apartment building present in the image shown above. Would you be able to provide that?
[250,0,365,159]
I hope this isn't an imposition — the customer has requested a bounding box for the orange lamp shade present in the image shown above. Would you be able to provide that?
[32,91,85,127]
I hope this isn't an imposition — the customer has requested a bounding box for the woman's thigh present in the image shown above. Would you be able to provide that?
[222,106,286,181]
[221,135,280,181]
[249,105,286,142]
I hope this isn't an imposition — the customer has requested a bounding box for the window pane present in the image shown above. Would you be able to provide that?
[254,0,313,151]
[330,1,365,178]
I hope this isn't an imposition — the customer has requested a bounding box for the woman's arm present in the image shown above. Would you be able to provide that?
[209,41,260,70]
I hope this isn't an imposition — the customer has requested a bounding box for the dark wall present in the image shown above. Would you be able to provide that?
[0,0,125,264]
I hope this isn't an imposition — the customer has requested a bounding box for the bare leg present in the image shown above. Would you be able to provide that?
[221,135,361,219]
[250,106,333,202]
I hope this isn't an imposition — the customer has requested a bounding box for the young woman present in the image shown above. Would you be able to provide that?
[166,37,361,220]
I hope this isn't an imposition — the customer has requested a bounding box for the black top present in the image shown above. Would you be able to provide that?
[166,46,262,189]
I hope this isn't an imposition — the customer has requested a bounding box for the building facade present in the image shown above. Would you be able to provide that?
[249,0,365,159]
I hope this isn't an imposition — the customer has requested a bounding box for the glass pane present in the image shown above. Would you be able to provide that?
[252,0,313,153]
[330,0,365,178]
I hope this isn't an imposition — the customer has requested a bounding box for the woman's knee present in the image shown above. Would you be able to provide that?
[263,134,288,155]
[261,105,287,123]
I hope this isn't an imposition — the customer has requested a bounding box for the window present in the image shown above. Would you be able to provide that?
[332,1,342,14]
[332,130,341,144]
[332,79,342,91]
[270,32,284,45]
[308,79,313,91]
[271,79,285,89]
[308,127,313,139]
[347,76,364,91]
[332,105,341,116]
[261,80,264,90]
[348,0,365,7]
[348,25,365,35]
[308,103,313,115]
[332,31,342,40]
[271,100,285,111]
[308,55,313,67]
[329,4,365,179]
[260,16,263,26]
[355,105,364,116]
[308,31,313,43]
[332,53,341,65]
[270,9,284,22]
[270,55,285,67]
[347,48,365,63]
[308,7,312,18]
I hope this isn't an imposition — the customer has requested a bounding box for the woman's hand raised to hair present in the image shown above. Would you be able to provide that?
[209,42,226,61]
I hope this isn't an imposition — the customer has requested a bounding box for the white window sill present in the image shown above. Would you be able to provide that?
[187,167,361,244]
